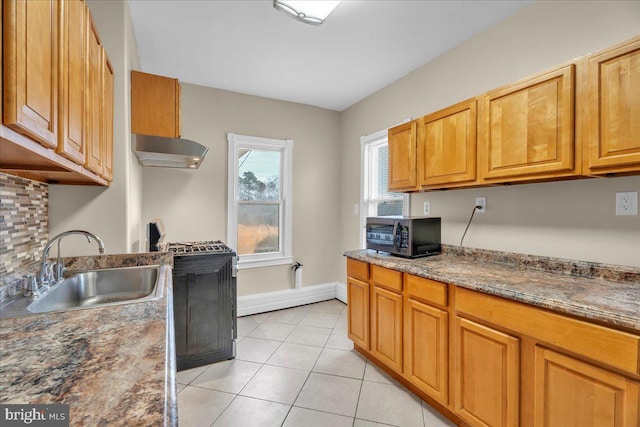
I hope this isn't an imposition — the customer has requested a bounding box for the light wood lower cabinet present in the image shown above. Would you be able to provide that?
[533,346,639,427]
[403,297,448,404]
[371,284,403,373]
[346,259,640,426]
[454,316,520,427]
[347,277,370,350]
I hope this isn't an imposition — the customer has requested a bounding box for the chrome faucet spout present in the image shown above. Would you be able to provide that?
[38,230,106,290]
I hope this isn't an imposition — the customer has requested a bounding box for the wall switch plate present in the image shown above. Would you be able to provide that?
[475,197,486,213]
[616,192,638,216]
[354,204,359,215]
[423,201,431,216]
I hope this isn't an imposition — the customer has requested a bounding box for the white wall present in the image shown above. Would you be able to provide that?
[339,0,640,273]
[141,84,342,296]
[49,0,142,256]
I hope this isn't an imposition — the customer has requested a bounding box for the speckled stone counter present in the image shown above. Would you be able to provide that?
[345,246,640,333]
[0,252,177,426]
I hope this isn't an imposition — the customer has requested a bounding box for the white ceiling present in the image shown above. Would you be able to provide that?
[127,0,532,111]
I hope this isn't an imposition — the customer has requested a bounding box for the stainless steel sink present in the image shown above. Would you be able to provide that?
[0,265,165,318]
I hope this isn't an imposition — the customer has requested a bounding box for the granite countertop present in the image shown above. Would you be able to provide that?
[345,246,640,333]
[0,252,177,426]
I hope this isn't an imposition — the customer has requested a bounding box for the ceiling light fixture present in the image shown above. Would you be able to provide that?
[273,0,341,25]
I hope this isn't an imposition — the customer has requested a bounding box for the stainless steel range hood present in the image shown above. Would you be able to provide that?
[134,134,209,169]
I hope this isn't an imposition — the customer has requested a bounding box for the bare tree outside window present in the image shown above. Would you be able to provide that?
[237,150,281,255]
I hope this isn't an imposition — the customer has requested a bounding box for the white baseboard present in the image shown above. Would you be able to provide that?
[335,281,347,304]
[237,282,340,316]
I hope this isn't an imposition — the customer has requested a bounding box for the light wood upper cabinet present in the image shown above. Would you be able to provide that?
[84,14,103,176]
[102,54,114,182]
[131,70,182,138]
[479,64,576,183]
[534,346,639,427]
[419,99,477,188]
[56,0,86,164]
[1,0,112,186]
[584,37,640,175]
[3,0,59,149]
[454,316,520,427]
[388,121,418,191]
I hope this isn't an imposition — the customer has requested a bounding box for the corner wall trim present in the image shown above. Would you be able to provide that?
[237,282,340,316]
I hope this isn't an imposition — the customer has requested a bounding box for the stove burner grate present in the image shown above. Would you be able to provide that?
[167,240,234,254]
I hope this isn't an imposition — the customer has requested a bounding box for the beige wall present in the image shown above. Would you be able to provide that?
[339,0,640,275]
[141,85,342,296]
[49,0,142,256]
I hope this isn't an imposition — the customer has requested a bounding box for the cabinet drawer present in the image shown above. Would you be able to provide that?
[371,265,403,293]
[347,258,369,281]
[456,287,640,376]
[406,275,448,307]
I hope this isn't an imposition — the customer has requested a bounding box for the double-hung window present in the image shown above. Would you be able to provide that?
[360,127,409,247]
[227,133,293,268]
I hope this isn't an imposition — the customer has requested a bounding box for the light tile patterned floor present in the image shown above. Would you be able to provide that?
[177,299,454,427]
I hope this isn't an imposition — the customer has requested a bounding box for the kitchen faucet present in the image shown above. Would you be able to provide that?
[38,230,105,291]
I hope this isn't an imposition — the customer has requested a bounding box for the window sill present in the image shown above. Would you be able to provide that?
[237,256,294,270]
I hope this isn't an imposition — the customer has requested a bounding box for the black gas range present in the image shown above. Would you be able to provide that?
[149,223,238,371]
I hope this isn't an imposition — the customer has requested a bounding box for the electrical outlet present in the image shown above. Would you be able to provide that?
[423,201,431,216]
[475,197,486,213]
[616,192,638,216]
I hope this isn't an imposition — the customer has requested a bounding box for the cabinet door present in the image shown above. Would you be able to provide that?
[101,54,114,181]
[404,297,448,404]
[388,121,417,191]
[131,70,181,138]
[57,0,86,164]
[371,285,403,373]
[420,99,477,188]
[534,346,639,427]
[480,65,575,182]
[585,38,640,174]
[454,317,519,427]
[347,277,370,350]
[3,0,59,148]
[84,15,103,175]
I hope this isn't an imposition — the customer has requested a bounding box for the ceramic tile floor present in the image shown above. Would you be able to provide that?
[177,299,455,427]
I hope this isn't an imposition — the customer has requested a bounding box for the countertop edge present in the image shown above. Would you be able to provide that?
[163,268,178,427]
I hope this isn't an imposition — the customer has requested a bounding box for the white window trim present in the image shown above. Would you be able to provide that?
[227,133,293,269]
[359,122,410,248]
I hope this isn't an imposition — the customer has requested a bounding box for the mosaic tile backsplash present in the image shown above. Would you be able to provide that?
[0,173,49,301]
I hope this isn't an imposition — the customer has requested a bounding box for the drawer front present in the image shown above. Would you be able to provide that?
[371,265,403,293]
[406,274,448,307]
[347,258,369,281]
